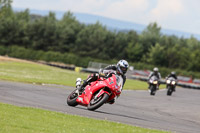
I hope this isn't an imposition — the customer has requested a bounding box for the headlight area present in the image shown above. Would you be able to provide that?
[166,80,170,84]
[171,81,176,85]
[153,81,158,84]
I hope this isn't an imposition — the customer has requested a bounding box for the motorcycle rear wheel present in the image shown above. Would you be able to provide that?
[87,93,109,111]
[67,89,79,106]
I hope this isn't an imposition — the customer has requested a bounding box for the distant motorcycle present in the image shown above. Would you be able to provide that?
[67,73,123,111]
[166,77,177,96]
[148,76,159,95]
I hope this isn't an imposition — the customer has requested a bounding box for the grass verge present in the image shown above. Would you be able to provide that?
[0,103,169,133]
[0,60,165,90]
[0,61,87,87]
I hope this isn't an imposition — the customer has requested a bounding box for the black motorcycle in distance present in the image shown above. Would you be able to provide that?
[148,75,159,95]
[166,77,177,96]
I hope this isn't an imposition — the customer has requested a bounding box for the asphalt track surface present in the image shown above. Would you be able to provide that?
[0,80,200,133]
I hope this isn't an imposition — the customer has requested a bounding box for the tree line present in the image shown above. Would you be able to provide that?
[1,0,200,78]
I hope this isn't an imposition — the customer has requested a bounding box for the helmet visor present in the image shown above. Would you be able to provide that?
[120,66,127,73]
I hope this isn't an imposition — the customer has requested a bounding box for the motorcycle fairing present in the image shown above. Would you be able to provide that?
[76,79,111,105]
[76,74,122,105]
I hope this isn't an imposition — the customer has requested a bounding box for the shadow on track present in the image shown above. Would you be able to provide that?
[74,106,152,122]
[94,110,152,122]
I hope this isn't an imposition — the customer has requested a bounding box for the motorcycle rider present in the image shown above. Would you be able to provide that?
[148,67,161,90]
[166,71,178,91]
[166,71,177,80]
[77,59,129,103]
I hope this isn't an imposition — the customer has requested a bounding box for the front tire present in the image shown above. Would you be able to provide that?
[167,86,173,96]
[150,85,156,95]
[87,93,109,111]
[67,89,79,106]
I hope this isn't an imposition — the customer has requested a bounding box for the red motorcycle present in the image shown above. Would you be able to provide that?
[67,73,123,111]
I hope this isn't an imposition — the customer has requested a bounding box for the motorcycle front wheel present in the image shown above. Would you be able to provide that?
[87,93,109,111]
[150,85,156,95]
[167,86,173,96]
[67,89,79,106]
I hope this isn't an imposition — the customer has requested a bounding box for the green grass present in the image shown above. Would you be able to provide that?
[124,79,165,90]
[0,60,165,90]
[0,61,88,87]
[0,103,169,133]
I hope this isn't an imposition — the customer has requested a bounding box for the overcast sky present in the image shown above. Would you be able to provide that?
[12,0,200,35]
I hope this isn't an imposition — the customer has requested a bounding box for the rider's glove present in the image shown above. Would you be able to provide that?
[107,73,113,77]
[99,72,106,77]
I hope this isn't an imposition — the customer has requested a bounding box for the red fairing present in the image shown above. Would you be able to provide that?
[76,74,122,106]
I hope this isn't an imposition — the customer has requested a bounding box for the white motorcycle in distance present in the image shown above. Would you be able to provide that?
[166,77,177,96]
[148,75,159,95]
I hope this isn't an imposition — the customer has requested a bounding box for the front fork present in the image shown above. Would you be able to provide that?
[167,85,175,91]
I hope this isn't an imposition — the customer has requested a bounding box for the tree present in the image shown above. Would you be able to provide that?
[0,7,30,46]
[165,44,179,68]
[165,44,191,69]
[159,35,179,47]
[0,0,14,45]
[127,30,139,44]
[110,32,128,59]
[140,22,161,53]
[13,9,30,47]
[176,47,191,69]
[189,50,200,71]
[0,0,12,17]
[186,36,200,51]
[74,22,110,58]
[27,12,58,51]
[126,42,143,62]
[57,11,83,52]
[145,43,166,66]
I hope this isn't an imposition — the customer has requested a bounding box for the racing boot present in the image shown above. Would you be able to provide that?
[108,99,115,104]
[76,78,82,88]
[156,83,160,90]
[148,84,151,92]
[148,84,150,89]
[77,80,88,93]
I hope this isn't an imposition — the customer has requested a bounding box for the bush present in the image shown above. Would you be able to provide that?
[3,45,92,67]
[2,45,200,79]
[0,45,7,55]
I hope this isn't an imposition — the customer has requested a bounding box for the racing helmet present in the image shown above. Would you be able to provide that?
[153,67,159,74]
[171,71,176,75]
[117,60,129,75]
